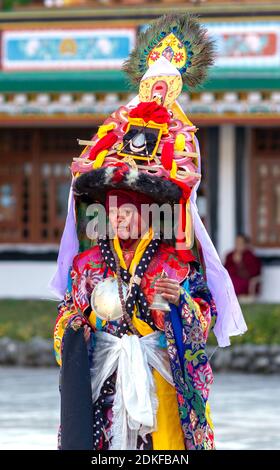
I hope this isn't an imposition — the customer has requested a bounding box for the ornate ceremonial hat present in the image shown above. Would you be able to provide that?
[72,13,215,208]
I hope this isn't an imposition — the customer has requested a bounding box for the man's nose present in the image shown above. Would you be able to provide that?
[117,213,125,222]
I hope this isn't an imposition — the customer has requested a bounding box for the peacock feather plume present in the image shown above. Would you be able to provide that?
[123,13,216,89]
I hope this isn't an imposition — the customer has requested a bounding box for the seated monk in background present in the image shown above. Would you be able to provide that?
[224,234,261,297]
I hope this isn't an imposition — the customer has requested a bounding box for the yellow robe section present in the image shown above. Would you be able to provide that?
[113,230,185,449]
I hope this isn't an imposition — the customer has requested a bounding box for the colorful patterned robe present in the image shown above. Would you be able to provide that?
[54,241,216,450]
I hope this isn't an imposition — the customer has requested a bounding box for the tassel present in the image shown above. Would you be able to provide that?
[161,141,174,171]
[92,150,108,169]
[89,131,118,161]
[184,199,194,250]
[174,133,185,151]
[170,160,177,178]
[97,123,116,139]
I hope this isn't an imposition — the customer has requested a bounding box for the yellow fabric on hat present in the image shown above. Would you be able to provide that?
[171,101,196,162]
[185,198,194,250]
[92,150,108,169]
[97,123,116,139]
[174,133,186,151]
[170,159,177,179]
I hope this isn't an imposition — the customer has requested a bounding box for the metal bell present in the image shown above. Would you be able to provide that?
[149,292,170,312]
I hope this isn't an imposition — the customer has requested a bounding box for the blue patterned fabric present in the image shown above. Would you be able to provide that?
[163,264,216,449]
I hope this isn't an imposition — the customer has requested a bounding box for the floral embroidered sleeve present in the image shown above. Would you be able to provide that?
[53,275,87,367]
[163,263,216,450]
[181,263,217,341]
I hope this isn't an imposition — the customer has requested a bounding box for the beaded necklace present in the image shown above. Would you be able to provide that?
[98,234,161,337]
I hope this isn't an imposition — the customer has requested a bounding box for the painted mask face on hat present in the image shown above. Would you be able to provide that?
[139,56,183,107]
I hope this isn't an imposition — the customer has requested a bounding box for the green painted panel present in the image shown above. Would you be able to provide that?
[0,69,279,93]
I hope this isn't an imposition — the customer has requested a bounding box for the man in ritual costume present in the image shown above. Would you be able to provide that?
[50,13,247,451]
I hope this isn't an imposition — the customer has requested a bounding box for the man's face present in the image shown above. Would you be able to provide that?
[235,236,247,252]
[109,204,142,241]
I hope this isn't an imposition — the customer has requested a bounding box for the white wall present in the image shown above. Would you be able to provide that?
[259,265,280,303]
[0,262,59,300]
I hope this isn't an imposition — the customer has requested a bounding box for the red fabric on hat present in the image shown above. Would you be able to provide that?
[169,178,192,199]
[161,141,174,171]
[110,162,130,184]
[88,131,118,161]
[129,101,170,124]
[168,177,193,257]
[105,188,154,214]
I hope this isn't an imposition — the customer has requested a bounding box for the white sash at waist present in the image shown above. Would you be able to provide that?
[90,331,174,450]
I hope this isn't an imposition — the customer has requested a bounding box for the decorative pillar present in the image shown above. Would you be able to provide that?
[217,124,236,260]
[235,127,246,235]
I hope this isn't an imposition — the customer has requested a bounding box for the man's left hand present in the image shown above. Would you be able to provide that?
[154,278,181,306]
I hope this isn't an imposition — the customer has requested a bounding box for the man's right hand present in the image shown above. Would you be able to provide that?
[84,325,91,343]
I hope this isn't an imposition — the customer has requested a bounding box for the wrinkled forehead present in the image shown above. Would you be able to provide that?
[108,203,139,213]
